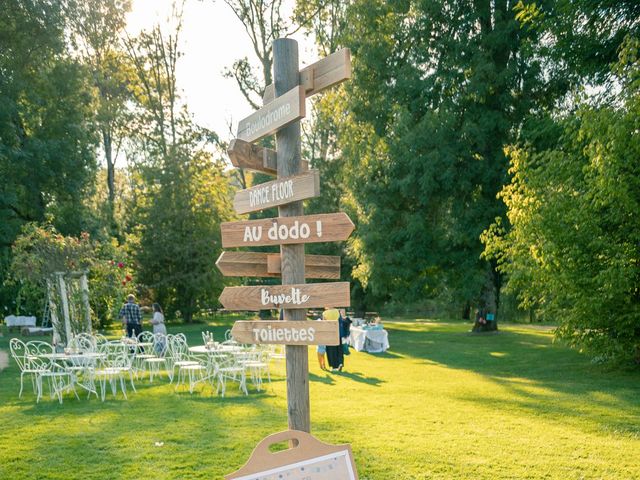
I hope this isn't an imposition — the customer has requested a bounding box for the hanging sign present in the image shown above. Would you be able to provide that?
[221,212,354,248]
[231,320,339,346]
[216,252,340,279]
[219,282,350,310]
[237,85,306,143]
[225,430,358,480]
[234,170,320,214]
[263,48,352,104]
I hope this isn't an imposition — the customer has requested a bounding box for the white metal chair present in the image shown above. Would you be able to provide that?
[143,333,168,382]
[24,341,78,404]
[93,342,136,401]
[9,338,42,399]
[167,335,200,383]
[216,352,248,397]
[238,347,271,391]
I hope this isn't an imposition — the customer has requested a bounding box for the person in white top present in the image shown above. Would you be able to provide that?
[151,303,167,354]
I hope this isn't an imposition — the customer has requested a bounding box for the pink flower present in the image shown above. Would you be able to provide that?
[118,262,124,268]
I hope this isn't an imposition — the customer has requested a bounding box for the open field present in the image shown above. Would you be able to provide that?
[1,319,639,479]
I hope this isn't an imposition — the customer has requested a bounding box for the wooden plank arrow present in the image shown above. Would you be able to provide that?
[237,85,305,143]
[230,320,339,346]
[263,48,352,104]
[227,139,308,176]
[219,282,350,310]
[216,252,340,279]
[233,170,320,215]
[221,212,355,248]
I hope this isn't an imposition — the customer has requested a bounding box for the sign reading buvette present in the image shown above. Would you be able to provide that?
[219,282,350,311]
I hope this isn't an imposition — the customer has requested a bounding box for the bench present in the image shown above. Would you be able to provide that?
[4,315,37,332]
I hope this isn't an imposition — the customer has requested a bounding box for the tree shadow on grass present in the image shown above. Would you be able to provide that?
[384,323,640,435]
[331,370,385,386]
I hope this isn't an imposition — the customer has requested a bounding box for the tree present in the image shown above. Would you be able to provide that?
[320,0,548,318]
[482,37,640,362]
[124,5,235,322]
[0,0,97,311]
[66,0,135,235]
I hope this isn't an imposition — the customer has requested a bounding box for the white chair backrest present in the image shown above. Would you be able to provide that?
[153,333,167,356]
[9,338,29,371]
[138,331,154,343]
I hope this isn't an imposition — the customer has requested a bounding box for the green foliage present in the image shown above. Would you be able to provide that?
[326,0,543,310]
[483,38,640,362]
[0,0,98,311]
[132,150,235,323]
[9,223,135,328]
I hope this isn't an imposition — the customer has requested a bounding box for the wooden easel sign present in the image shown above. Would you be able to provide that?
[225,430,359,480]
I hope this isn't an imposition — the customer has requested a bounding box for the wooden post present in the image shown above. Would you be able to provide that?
[57,273,72,344]
[80,272,92,333]
[46,279,61,346]
[274,38,310,433]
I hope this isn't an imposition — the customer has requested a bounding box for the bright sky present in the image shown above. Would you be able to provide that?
[126,0,316,143]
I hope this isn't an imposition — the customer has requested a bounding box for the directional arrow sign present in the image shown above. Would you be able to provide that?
[263,48,352,104]
[231,320,339,346]
[219,282,350,310]
[227,139,308,176]
[233,170,320,215]
[221,212,354,248]
[237,85,305,143]
[216,252,340,279]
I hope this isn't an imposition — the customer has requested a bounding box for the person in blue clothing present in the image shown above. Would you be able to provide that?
[119,294,143,339]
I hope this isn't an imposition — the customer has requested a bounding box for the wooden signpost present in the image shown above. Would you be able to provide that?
[221,212,355,248]
[237,85,306,143]
[220,38,357,477]
[219,282,350,311]
[230,320,340,346]
[233,170,320,214]
[216,252,340,279]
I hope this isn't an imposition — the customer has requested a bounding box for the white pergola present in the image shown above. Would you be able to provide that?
[46,271,92,346]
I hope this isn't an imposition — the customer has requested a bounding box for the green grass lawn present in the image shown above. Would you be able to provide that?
[1,319,639,479]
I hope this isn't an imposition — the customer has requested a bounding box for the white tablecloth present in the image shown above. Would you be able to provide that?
[348,326,389,353]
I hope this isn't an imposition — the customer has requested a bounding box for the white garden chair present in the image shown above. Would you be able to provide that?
[238,347,271,391]
[167,335,200,383]
[9,338,42,399]
[143,333,168,382]
[94,342,136,401]
[25,341,78,404]
[216,352,248,397]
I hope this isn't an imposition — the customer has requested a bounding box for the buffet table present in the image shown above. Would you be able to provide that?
[348,326,389,353]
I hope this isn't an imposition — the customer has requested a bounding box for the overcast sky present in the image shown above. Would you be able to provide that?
[127,0,316,143]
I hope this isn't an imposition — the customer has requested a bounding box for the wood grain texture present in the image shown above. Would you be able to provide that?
[215,251,340,279]
[263,48,352,104]
[218,282,350,310]
[228,139,278,175]
[227,139,308,176]
[221,212,355,248]
[233,170,320,214]
[224,430,359,480]
[237,85,306,143]
[230,320,339,346]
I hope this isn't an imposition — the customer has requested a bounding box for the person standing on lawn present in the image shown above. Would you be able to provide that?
[323,306,344,372]
[120,294,143,339]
